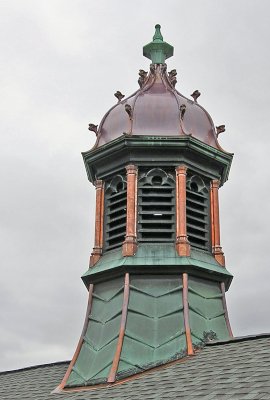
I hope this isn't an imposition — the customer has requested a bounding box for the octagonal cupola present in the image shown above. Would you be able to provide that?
[57,25,233,392]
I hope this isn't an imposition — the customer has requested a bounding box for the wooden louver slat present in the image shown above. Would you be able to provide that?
[186,175,210,251]
[138,168,175,243]
[104,175,127,251]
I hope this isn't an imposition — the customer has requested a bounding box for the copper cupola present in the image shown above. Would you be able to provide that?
[56,25,234,392]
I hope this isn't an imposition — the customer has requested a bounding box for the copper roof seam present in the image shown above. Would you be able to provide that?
[129,66,157,135]
[160,67,183,136]
[53,283,94,393]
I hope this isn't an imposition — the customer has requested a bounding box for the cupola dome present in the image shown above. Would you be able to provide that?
[93,25,223,151]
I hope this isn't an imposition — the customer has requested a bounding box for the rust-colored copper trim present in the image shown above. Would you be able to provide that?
[122,165,138,256]
[90,180,104,266]
[107,273,130,383]
[175,165,190,256]
[220,282,233,338]
[210,179,225,266]
[55,284,94,392]
[182,273,194,356]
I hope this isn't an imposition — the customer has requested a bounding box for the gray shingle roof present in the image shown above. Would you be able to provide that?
[1,335,270,400]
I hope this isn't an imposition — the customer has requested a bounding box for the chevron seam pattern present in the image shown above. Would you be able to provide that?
[128,307,184,319]
[129,284,183,298]
[89,309,122,324]
[83,333,119,352]
[92,286,124,302]
[188,287,223,299]
[124,330,185,349]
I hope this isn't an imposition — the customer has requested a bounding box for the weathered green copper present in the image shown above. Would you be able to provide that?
[82,244,233,289]
[143,24,174,64]
[66,274,230,387]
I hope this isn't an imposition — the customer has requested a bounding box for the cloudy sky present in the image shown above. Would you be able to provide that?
[1,0,270,371]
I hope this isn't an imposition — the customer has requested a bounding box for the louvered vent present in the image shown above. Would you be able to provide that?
[186,175,210,251]
[138,168,175,242]
[104,174,127,251]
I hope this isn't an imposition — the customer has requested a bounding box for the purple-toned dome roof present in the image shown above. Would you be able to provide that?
[93,63,223,151]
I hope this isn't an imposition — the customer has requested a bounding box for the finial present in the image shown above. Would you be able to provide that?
[153,24,163,42]
[143,24,174,64]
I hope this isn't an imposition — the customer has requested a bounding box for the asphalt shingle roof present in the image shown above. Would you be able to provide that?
[1,335,270,400]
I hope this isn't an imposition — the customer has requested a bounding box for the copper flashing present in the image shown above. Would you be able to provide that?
[210,179,225,266]
[55,284,94,391]
[107,273,130,383]
[90,180,104,266]
[182,273,194,355]
[122,165,138,256]
[221,282,233,338]
[175,165,190,256]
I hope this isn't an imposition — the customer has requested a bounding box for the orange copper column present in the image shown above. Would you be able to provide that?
[107,273,130,383]
[175,165,190,257]
[122,165,138,257]
[90,179,104,266]
[210,179,225,266]
[182,273,194,356]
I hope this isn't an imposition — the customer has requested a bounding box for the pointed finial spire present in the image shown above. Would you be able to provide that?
[153,24,163,42]
[143,24,174,64]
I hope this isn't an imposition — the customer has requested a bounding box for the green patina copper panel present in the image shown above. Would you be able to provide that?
[188,276,230,345]
[66,277,124,387]
[117,275,185,376]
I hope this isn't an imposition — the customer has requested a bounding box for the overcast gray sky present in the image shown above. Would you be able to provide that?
[1,0,270,371]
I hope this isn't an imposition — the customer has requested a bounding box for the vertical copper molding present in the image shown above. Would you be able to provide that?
[107,273,130,383]
[210,180,225,266]
[90,180,104,266]
[55,284,94,392]
[182,273,194,356]
[175,165,190,256]
[122,165,138,256]
[220,282,233,338]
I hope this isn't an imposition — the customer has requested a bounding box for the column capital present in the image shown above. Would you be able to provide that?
[94,179,103,189]
[176,165,187,175]
[125,164,138,174]
[211,179,220,189]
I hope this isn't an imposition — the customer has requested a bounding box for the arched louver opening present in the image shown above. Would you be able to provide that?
[186,175,210,251]
[104,174,127,251]
[138,168,175,242]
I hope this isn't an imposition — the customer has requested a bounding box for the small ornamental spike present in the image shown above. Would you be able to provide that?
[216,125,226,136]
[180,104,186,120]
[138,69,148,88]
[168,69,177,87]
[88,123,98,135]
[191,90,201,102]
[125,104,132,119]
[114,91,125,102]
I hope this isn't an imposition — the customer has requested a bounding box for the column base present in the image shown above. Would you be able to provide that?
[90,247,102,267]
[213,246,225,267]
[176,237,190,257]
[122,237,137,257]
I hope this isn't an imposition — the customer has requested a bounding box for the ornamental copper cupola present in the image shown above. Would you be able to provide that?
[56,25,233,392]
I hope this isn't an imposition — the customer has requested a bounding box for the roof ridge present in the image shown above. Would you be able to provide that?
[206,332,270,346]
[0,360,70,375]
